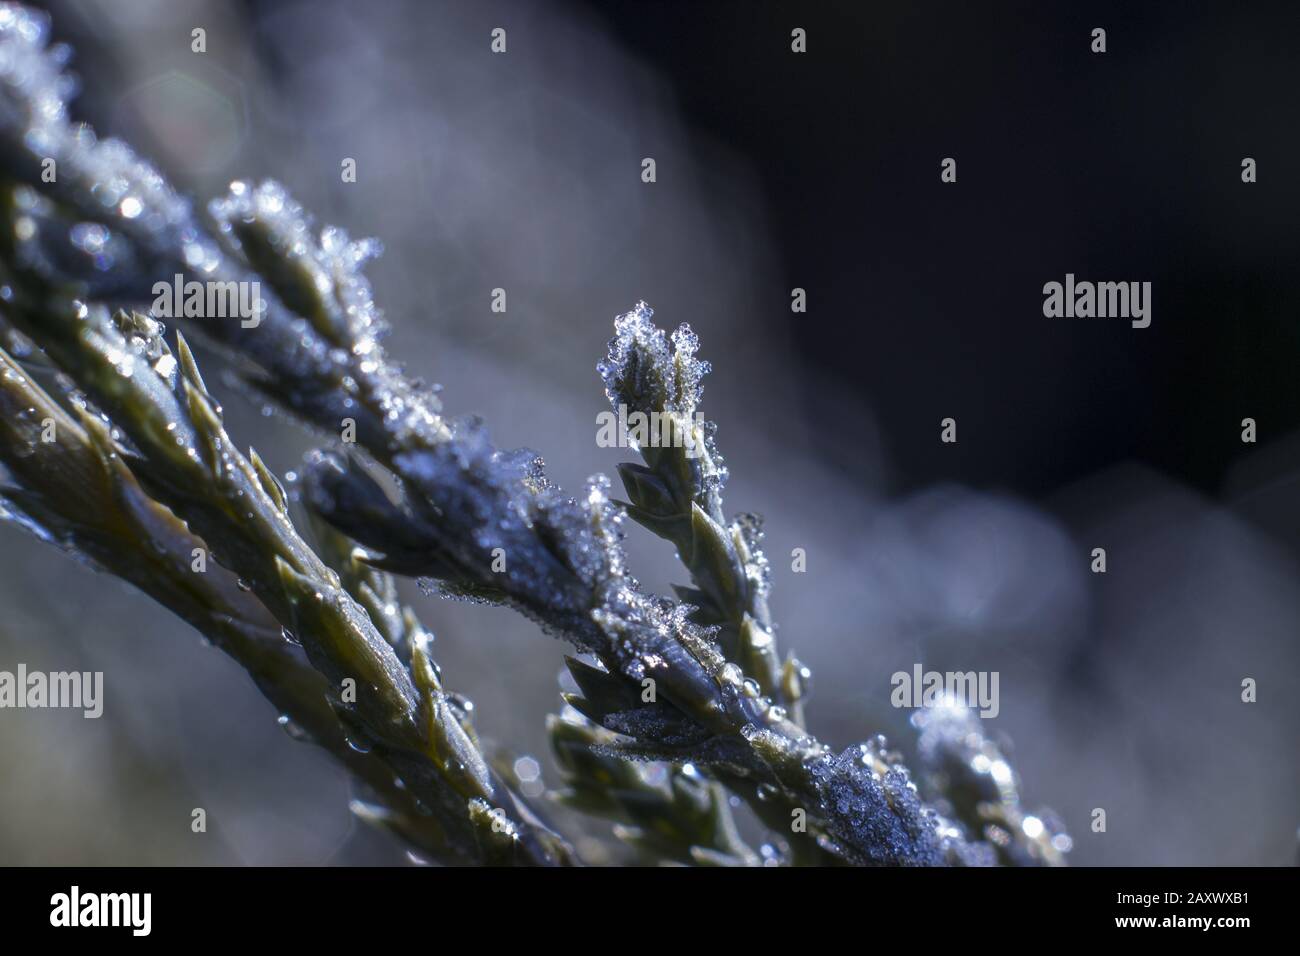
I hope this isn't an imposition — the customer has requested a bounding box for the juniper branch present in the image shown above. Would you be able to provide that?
[0,4,1064,866]
[0,337,473,860]
[599,302,805,722]
[0,286,568,865]
[549,705,758,866]
[310,431,987,863]
[0,4,711,865]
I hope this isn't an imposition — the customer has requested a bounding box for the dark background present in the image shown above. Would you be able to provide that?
[577,0,1300,497]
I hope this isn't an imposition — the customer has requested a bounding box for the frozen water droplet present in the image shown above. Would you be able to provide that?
[277,714,308,741]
